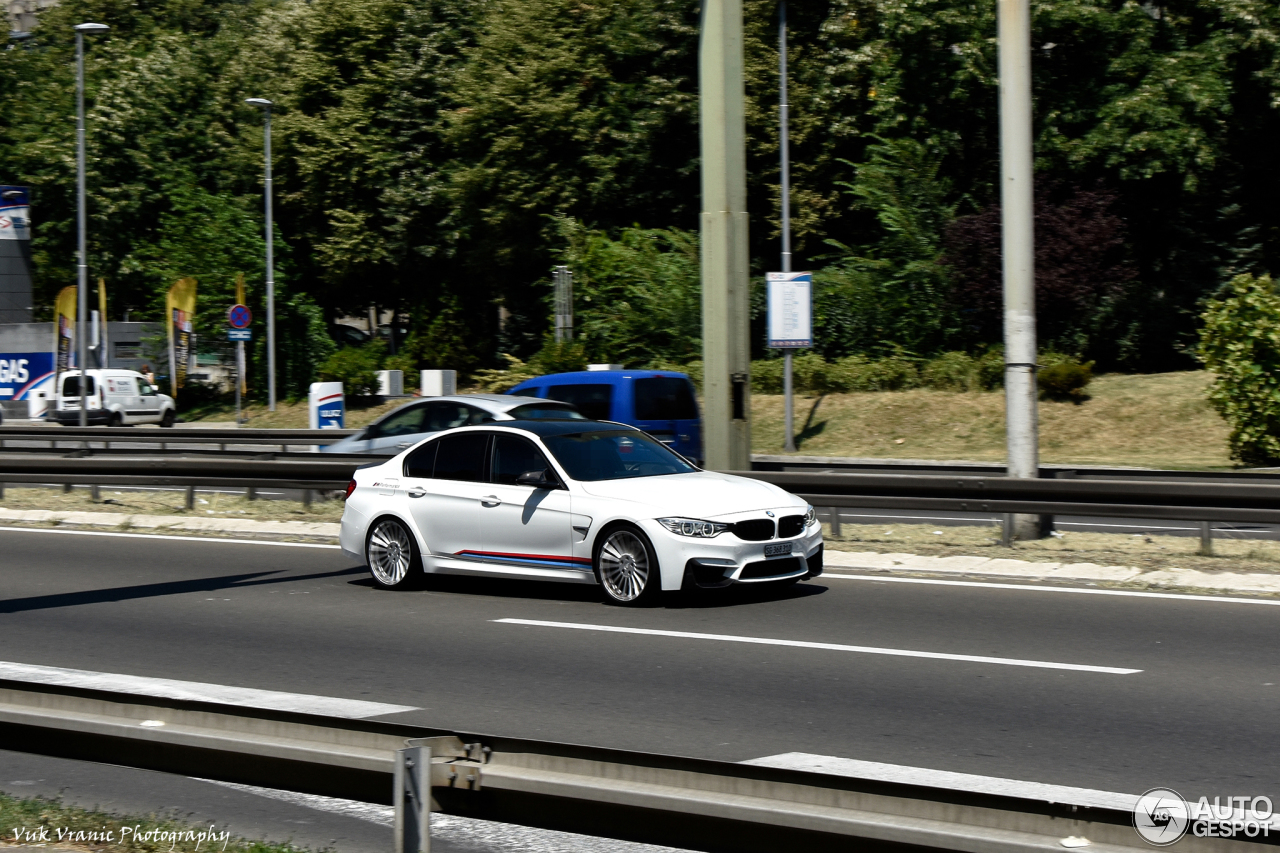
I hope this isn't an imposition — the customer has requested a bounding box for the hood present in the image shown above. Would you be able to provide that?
[578,471,799,517]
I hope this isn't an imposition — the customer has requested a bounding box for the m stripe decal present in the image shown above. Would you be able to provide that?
[455,550,591,567]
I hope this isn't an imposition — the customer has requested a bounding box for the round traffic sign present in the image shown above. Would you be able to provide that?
[228,304,252,329]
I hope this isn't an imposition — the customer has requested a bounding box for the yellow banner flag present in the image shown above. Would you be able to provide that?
[98,278,108,368]
[53,285,76,376]
[166,277,198,395]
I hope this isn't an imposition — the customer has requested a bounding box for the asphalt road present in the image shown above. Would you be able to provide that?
[1,526,1278,833]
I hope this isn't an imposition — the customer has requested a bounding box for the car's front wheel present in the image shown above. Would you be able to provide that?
[159,409,175,427]
[595,525,659,606]
[366,517,421,590]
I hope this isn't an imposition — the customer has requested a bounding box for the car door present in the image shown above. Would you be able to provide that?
[402,431,491,567]
[633,376,701,462]
[365,403,429,454]
[136,376,161,421]
[479,433,583,577]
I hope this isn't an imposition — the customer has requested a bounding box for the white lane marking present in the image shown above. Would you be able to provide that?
[494,618,1140,674]
[824,573,1280,605]
[0,526,339,549]
[0,661,416,719]
[742,753,1139,812]
[199,779,686,852]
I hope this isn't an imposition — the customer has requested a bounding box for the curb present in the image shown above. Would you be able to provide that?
[823,549,1280,596]
[0,508,340,543]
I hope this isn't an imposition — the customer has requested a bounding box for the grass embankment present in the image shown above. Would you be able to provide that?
[185,371,1231,468]
[824,522,1280,575]
[0,793,304,853]
[183,398,399,429]
[754,371,1231,469]
[0,487,343,524]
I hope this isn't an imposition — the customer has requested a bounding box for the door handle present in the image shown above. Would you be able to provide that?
[396,442,412,449]
[407,490,426,498]
[481,495,501,507]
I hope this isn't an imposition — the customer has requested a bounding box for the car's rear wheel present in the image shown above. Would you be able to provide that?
[595,525,659,605]
[366,517,421,590]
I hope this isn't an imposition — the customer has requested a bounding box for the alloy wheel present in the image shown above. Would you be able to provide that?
[599,529,650,602]
[368,520,413,587]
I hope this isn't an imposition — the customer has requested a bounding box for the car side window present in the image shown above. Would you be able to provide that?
[374,405,427,438]
[137,378,156,396]
[491,434,553,486]
[463,404,495,425]
[545,384,613,421]
[420,403,470,432]
[403,440,438,479]
[433,432,490,482]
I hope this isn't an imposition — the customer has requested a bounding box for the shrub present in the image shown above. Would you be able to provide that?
[975,347,1005,390]
[1037,360,1093,401]
[921,351,977,391]
[384,353,419,390]
[471,354,542,393]
[826,354,920,392]
[1198,274,1280,465]
[318,341,384,395]
[530,339,588,374]
[751,359,784,394]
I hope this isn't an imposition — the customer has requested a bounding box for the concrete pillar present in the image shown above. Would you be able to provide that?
[700,0,751,472]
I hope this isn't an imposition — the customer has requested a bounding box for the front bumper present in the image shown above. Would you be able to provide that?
[643,517,824,591]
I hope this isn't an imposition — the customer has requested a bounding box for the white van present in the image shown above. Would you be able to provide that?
[53,369,177,427]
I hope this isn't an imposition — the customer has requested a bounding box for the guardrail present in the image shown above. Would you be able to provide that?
[2,454,1277,550]
[0,425,358,452]
[2,677,1246,853]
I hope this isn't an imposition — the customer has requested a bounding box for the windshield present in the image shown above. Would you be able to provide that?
[506,403,588,421]
[542,430,697,481]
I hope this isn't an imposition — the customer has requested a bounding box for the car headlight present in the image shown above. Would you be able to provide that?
[658,517,730,538]
[805,505,817,527]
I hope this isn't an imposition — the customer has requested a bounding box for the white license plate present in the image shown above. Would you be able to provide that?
[763,542,792,557]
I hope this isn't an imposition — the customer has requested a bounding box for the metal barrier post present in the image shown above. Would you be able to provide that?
[395,744,431,853]
[1199,521,1213,556]
[302,489,312,509]
[828,507,841,537]
[247,486,257,501]
[90,484,100,501]
[185,486,195,511]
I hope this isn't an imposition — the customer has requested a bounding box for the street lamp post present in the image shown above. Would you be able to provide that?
[245,98,276,412]
[74,22,108,427]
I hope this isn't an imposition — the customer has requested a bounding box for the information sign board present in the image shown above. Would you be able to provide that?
[767,271,813,348]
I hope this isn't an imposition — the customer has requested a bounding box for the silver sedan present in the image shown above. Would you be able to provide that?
[321,394,586,455]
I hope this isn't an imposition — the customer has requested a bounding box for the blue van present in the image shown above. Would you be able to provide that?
[508,370,703,465]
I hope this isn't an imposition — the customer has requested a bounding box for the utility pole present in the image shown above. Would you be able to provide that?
[778,0,796,452]
[700,0,751,472]
[74,22,108,427]
[997,0,1042,540]
[245,98,277,411]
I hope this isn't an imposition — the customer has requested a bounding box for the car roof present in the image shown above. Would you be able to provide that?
[509,370,690,389]
[483,419,637,437]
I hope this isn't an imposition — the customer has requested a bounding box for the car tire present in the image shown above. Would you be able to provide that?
[594,524,660,606]
[107,411,123,428]
[159,409,175,427]
[365,517,422,590]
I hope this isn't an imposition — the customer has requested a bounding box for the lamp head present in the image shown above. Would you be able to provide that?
[73,22,110,32]
[245,98,274,108]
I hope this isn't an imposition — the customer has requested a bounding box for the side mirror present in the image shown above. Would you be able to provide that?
[516,468,558,489]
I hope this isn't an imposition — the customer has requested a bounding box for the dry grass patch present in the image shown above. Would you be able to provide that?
[186,397,401,429]
[0,486,343,523]
[754,371,1232,469]
[824,522,1280,574]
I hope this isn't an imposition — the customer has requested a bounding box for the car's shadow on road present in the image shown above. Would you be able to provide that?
[348,572,828,608]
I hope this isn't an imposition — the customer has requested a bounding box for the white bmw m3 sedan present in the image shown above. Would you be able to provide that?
[339,420,824,604]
